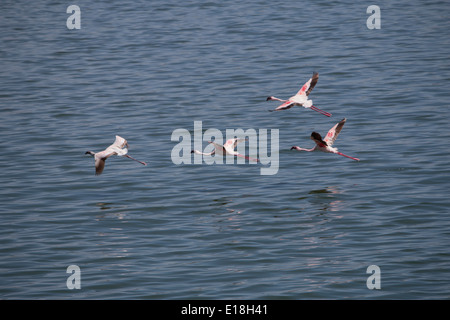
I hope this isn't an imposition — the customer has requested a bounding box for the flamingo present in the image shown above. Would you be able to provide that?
[85,135,147,175]
[191,138,259,162]
[266,72,332,117]
[290,118,360,161]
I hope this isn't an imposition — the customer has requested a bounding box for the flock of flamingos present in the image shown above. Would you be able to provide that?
[85,72,360,175]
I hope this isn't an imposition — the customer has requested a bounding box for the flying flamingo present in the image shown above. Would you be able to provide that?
[290,118,360,161]
[85,135,147,175]
[266,72,332,117]
[191,138,259,162]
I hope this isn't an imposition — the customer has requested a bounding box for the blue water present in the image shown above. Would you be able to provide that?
[0,0,449,299]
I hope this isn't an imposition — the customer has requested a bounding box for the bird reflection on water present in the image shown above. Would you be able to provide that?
[307,186,345,214]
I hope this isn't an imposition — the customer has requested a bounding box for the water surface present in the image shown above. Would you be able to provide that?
[0,0,449,299]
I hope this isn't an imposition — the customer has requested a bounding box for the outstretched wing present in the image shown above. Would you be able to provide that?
[296,72,319,96]
[112,135,128,149]
[324,118,346,147]
[310,131,328,147]
[224,138,247,150]
[94,157,106,175]
[209,141,226,155]
[272,100,295,111]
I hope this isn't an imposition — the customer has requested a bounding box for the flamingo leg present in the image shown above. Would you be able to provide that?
[124,154,147,166]
[336,152,360,161]
[310,105,332,117]
[236,153,259,162]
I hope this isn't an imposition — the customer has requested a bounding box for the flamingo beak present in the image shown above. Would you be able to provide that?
[266,96,272,101]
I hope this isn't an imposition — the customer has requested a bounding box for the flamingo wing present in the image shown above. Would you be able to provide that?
[95,149,117,160]
[223,139,236,148]
[296,72,319,96]
[273,100,295,111]
[324,118,346,147]
[94,157,106,175]
[310,132,328,147]
[208,141,226,155]
[224,138,247,150]
[112,135,128,148]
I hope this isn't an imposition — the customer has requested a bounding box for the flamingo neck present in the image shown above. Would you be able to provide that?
[292,146,315,152]
[267,96,286,102]
[192,149,215,156]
